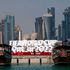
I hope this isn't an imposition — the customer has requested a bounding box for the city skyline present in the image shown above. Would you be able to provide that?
[0,0,70,34]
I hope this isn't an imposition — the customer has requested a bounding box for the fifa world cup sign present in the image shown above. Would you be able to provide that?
[9,40,57,56]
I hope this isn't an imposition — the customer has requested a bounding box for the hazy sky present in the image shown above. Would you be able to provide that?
[0,0,70,34]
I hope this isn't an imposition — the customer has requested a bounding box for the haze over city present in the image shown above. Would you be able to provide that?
[0,0,70,34]
[0,0,70,68]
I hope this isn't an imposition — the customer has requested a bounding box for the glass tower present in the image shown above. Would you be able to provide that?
[35,17,43,40]
[42,13,55,40]
[62,7,70,40]
[4,15,15,44]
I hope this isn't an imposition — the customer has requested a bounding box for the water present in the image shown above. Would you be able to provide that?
[0,64,70,70]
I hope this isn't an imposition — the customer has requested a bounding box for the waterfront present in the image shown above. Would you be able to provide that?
[0,64,70,70]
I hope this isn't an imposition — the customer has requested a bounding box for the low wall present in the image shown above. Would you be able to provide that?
[11,56,54,65]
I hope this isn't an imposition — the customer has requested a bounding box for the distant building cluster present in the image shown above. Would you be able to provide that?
[0,15,22,44]
[0,7,70,44]
[35,7,70,41]
[0,14,37,44]
[35,7,55,40]
[58,7,70,40]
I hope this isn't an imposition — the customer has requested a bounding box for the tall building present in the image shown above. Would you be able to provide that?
[47,7,55,22]
[3,15,15,44]
[35,7,55,40]
[0,31,2,44]
[43,9,55,40]
[42,13,55,40]
[62,7,70,40]
[0,20,5,43]
[58,24,62,40]
[35,17,43,40]
[0,23,2,31]
[46,7,55,39]
[62,21,67,40]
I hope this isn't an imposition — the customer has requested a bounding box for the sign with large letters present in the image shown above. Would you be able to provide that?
[9,40,58,56]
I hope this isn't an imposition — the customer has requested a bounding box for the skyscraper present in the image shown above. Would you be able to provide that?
[46,7,55,39]
[62,21,66,40]
[47,7,55,20]
[0,23,2,31]
[35,7,55,40]
[62,7,70,40]
[58,24,62,40]
[4,15,15,44]
[0,20,5,43]
[42,13,55,40]
[35,17,43,40]
[0,31,2,44]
